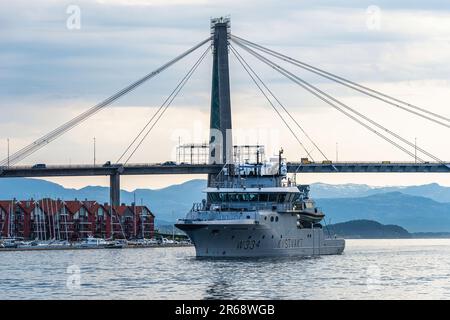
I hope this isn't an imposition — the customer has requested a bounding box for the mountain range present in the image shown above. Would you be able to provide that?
[0,178,449,232]
[327,220,411,239]
[310,182,450,203]
[318,193,450,232]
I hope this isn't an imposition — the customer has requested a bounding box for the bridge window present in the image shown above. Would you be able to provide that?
[259,194,268,202]
[286,194,295,202]
[277,194,286,203]
[208,193,220,202]
[210,193,261,203]
[208,192,293,203]
[305,201,314,209]
[248,193,258,201]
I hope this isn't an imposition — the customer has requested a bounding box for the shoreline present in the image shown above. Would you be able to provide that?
[0,243,193,252]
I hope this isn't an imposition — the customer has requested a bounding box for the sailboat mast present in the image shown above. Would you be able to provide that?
[43,198,48,241]
[51,199,56,240]
[8,200,13,238]
[133,192,137,239]
[56,200,61,241]
[63,201,69,241]
[141,198,145,240]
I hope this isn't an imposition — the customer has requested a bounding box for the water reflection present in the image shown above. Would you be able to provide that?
[204,279,234,300]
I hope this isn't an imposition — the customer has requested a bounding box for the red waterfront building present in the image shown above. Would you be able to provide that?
[0,199,155,241]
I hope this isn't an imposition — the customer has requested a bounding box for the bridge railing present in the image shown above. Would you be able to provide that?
[287,161,444,165]
[0,162,220,170]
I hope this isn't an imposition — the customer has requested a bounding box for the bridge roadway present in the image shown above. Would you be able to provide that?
[1,161,450,178]
[2,161,448,206]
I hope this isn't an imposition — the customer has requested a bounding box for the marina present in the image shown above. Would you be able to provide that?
[0,199,191,252]
[0,241,192,252]
[0,199,155,241]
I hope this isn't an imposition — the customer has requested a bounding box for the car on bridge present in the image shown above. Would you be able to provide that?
[162,161,177,166]
[32,163,46,169]
[301,158,311,164]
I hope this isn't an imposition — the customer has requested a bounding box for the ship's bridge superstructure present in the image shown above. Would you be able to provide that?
[203,186,300,212]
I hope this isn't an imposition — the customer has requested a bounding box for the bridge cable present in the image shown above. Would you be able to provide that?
[235,39,448,163]
[233,39,443,163]
[0,37,212,167]
[122,45,209,165]
[117,46,210,164]
[232,35,450,128]
[230,44,329,161]
[233,39,437,163]
[229,45,316,161]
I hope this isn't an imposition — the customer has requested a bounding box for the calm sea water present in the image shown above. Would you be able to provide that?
[1,239,450,300]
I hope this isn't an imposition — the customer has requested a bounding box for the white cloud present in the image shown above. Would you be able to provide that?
[96,0,208,5]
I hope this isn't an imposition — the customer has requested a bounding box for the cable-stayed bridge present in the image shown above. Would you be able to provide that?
[1,17,449,206]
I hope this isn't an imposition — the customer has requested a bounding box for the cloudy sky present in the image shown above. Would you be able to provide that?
[1,0,450,190]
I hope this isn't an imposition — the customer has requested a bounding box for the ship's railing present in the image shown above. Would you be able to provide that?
[275,203,294,212]
[191,201,294,213]
[185,210,259,221]
[210,181,295,188]
[191,202,206,211]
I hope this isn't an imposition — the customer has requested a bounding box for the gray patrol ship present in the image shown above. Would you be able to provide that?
[176,150,345,258]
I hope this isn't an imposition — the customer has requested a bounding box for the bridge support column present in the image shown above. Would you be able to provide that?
[110,173,120,207]
[209,17,232,165]
[208,17,232,187]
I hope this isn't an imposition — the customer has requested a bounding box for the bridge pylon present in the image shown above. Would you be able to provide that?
[209,17,232,165]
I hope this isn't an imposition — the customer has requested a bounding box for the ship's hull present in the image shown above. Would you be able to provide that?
[176,219,345,258]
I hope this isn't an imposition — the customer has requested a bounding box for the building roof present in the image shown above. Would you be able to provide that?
[115,205,133,216]
[17,200,36,213]
[63,200,84,215]
[82,201,105,215]
[0,199,155,218]
[134,205,155,217]
[0,201,13,213]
